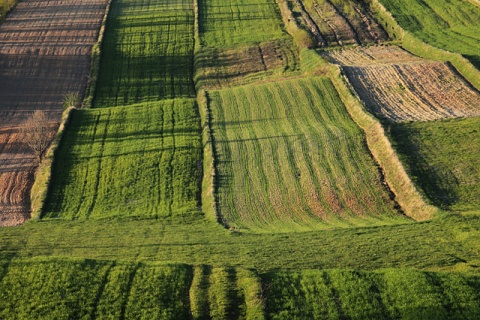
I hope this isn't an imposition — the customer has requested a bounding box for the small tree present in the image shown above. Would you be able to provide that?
[21,110,55,162]
[63,91,80,110]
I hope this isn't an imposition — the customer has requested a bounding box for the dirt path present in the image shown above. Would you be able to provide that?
[0,0,109,225]
[323,46,480,122]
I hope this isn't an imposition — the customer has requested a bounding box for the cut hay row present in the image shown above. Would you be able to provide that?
[93,0,196,107]
[0,0,109,224]
[284,0,389,47]
[391,117,480,212]
[2,259,480,319]
[209,77,407,232]
[43,100,201,220]
[197,0,287,48]
[378,0,480,69]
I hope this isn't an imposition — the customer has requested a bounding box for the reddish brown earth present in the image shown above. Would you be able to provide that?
[323,46,480,122]
[0,0,109,225]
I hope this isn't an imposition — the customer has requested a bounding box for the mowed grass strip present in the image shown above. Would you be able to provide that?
[43,99,201,219]
[379,0,480,69]
[0,259,192,319]
[390,117,480,212]
[265,269,480,319]
[94,0,195,107]
[198,0,288,47]
[209,77,407,232]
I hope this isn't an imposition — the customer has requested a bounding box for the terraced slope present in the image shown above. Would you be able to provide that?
[209,77,406,232]
[284,0,389,47]
[43,100,201,220]
[93,0,195,107]
[0,0,109,225]
[379,0,480,69]
[391,117,480,212]
[323,46,480,122]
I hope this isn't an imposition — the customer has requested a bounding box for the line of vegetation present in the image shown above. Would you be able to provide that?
[209,77,408,232]
[42,100,202,220]
[29,108,76,219]
[390,117,480,212]
[93,0,196,107]
[82,0,113,108]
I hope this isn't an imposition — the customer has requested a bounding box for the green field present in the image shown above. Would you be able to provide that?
[266,268,480,319]
[1,258,480,319]
[390,117,480,212]
[198,0,288,48]
[93,0,195,107]
[43,100,201,219]
[0,260,192,319]
[379,0,480,69]
[209,77,407,232]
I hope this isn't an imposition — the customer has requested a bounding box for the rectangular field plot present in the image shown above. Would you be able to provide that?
[391,117,480,212]
[198,0,288,47]
[0,260,192,319]
[93,0,195,107]
[43,99,201,220]
[209,77,407,232]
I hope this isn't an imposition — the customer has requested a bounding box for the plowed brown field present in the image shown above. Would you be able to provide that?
[0,0,109,225]
[287,0,388,47]
[323,46,480,122]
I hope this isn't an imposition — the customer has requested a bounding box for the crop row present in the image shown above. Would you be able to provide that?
[43,100,201,219]
[209,77,407,232]
[93,0,196,107]
[2,259,480,319]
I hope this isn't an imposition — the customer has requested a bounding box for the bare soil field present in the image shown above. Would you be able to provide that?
[195,40,297,89]
[286,0,389,47]
[0,0,109,225]
[323,46,480,122]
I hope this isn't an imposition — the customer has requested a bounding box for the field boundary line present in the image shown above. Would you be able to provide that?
[198,90,223,225]
[82,0,113,108]
[327,62,438,220]
[30,107,76,219]
[367,0,480,90]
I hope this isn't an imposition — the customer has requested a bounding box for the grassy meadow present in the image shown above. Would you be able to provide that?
[209,77,407,232]
[93,0,195,107]
[379,0,480,69]
[43,100,201,219]
[390,117,480,212]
